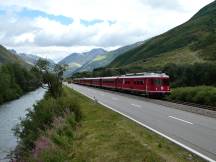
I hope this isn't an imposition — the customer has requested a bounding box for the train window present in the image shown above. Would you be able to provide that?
[154,79,162,85]
[140,81,144,85]
[134,80,144,85]
[134,81,138,84]
[125,81,130,84]
[103,80,115,84]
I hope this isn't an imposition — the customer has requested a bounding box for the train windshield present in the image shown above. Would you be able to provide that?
[153,79,169,86]
[153,79,162,85]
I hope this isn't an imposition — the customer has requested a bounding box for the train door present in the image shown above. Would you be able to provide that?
[114,79,117,89]
[146,78,154,94]
[144,78,148,92]
[130,78,134,90]
[99,79,102,87]
[116,78,123,89]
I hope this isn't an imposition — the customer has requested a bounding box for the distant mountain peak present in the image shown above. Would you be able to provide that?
[58,48,107,77]
[9,50,55,66]
[88,48,107,54]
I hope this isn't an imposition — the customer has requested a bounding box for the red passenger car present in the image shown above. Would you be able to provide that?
[119,73,170,95]
[91,78,102,87]
[73,72,170,96]
[101,77,117,89]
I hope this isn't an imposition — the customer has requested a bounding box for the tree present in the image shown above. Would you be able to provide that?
[35,59,66,98]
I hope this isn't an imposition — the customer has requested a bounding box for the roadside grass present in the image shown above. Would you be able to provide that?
[67,87,205,162]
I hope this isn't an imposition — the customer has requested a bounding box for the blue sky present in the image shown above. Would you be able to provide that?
[18,8,73,25]
[0,0,214,61]
[0,7,108,27]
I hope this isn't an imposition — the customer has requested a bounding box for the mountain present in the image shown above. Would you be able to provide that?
[108,1,216,70]
[0,45,26,65]
[59,48,107,77]
[18,53,55,66]
[74,41,143,73]
[10,49,56,68]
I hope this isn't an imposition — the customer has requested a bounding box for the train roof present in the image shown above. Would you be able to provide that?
[119,73,169,79]
[76,73,169,80]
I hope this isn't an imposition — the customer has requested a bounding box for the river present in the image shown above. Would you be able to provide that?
[0,88,46,161]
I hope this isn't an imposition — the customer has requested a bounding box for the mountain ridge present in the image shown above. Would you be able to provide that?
[108,1,216,70]
[73,41,144,73]
[59,48,107,77]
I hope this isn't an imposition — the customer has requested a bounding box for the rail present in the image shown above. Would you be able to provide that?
[163,99,216,111]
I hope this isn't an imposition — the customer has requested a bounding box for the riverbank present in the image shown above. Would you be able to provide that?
[14,87,205,162]
[0,88,46,161]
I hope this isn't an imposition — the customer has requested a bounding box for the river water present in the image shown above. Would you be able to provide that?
[0,88,46,161]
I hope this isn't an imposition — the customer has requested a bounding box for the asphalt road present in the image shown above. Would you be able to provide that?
[67,83,216,161]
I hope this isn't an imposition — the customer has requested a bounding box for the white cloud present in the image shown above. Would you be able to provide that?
[14,33,35,44]
[140,0,182,10]
[0,0,214,61]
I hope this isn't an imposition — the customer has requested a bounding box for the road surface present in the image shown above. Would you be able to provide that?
[67,83,216,162]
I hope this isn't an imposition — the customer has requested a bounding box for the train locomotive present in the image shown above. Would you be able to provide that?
[73,73,170,96]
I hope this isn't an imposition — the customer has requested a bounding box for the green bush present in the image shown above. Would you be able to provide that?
[39,148,67,162]
[167,86,216,109]
[163,63,216,88]
[14,88,82,157]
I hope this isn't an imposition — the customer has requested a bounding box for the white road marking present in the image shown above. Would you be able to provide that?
[169,116,194,125]
[131,103,141,108]
[68,85,216,162]
[100,94,105,96]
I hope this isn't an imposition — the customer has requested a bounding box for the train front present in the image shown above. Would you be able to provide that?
[147,74,170,96]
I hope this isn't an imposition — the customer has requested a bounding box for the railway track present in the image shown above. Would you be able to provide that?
[164,99,216,111]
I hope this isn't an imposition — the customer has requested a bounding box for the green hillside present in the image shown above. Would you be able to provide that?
[109,1,216,70]
[74,42,142,73]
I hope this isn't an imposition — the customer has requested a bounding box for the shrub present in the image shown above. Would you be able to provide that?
[163,63,216,88]
[167,86,216,109]
[14,88,82,158]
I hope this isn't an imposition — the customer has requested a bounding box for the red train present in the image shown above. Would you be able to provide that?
[73,73,170,96]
